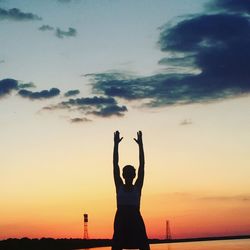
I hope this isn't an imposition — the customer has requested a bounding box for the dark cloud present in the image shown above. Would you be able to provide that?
[89,72,200,107]
[18,82,36,89]
[18,88,60,99]
[70,117,92,123]
[0,8,42,21]
[208,0,250,13]
[89,0,250,107]
[62,96,117,107]
[38,25,54,31]
[90,104,127,117]
[0,78,18,97]
[88,72,157,100]
[64,89,80,97]
[44,96,128,118]
[55,27,77,38]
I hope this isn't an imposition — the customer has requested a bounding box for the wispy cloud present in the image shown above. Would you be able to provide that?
[70,117,92,123]
[153,192,250,203]
[199,194,250,202]
[57,0,82,3]
[88,0,250,107]
[18,82,36,89]
[55,27,77,38]
[64,89,80,97]
[180,119,192,126]
[57,0,72,2]
[0,8,42,21]
[38,24,54,31]
[38,25,77,39]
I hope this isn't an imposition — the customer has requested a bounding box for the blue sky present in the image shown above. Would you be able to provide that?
[1,0,206,98]
[2,0,250,120]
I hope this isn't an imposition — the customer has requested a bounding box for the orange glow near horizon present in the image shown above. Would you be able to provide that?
[1,99,250,240]
[1,188,250,239]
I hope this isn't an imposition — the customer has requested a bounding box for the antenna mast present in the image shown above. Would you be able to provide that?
[166,220,172,240]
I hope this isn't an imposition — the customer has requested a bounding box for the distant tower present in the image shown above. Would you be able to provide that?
[166,220,172,240]
[83,213,89,239]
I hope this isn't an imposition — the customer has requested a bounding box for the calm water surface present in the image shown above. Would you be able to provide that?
[80,239,250,250]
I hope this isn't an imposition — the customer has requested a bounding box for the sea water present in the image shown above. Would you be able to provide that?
[149,239,250,250]
[79,239,250,250]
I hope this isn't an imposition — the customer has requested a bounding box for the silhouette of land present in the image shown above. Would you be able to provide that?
[0,235,250,250]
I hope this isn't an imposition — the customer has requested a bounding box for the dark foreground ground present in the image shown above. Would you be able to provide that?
[0,235,250,250]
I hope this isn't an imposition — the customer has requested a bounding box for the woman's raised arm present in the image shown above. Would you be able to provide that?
[113,131,123,190]
[134,131,145,191]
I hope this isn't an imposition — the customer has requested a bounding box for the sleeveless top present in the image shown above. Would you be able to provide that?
[117,185,141,207]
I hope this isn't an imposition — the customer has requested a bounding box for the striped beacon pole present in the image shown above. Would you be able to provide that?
[83,213,89,239]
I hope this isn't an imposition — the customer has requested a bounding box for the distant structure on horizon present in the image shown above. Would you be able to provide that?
[166,220,172,240]
[83,213,89,239]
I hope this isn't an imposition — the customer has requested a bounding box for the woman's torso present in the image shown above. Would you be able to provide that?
[116,185,141,209]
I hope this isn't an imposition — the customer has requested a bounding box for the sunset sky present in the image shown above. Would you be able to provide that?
[1,0,250,240]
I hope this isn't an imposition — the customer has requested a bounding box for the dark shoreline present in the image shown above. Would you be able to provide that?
[0,234,249,250]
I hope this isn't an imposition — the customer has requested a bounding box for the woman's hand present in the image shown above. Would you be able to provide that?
[134,131,143,145]
[114,130,123,144]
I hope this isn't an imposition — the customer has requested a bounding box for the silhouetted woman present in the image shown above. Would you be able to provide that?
[112,131,150,250]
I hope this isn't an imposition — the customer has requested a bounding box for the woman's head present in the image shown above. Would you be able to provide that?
[122,165,136,183]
